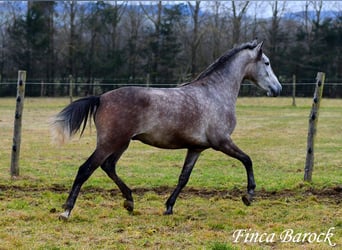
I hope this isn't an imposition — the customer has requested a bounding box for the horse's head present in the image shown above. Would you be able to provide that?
[245,41,282,97]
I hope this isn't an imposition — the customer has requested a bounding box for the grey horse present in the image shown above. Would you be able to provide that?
[52,40,282,220]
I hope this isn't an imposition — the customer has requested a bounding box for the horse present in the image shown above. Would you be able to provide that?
[51,40,282,220]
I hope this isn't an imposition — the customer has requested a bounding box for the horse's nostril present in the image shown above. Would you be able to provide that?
[268,85,281,97]
[275,87,281,96]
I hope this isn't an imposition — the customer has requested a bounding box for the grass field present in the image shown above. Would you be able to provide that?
[0,97,341,249]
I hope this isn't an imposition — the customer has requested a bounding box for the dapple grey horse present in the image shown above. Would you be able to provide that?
[52,40,282,220]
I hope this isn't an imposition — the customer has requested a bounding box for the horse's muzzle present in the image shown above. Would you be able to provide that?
[267,84,282,97]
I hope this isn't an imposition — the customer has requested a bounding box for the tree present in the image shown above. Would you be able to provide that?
[0,1,341,97]
[7,1,55,83]
[124,4,145,80]
[63,0,77,79]
[0,6,8,81]
[231,1,250,45]
[141,2,184,85]
[158,4,184,83]
[264,1,287,74]
[83,1,127,82]
[188,1,202,77]
[206,1,225,59]
[140,1,162,84]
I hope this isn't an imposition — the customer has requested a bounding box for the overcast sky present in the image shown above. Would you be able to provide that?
[1,1,341,19]
[255,1,341,18]
[195,1,341,19]
[124,1,342,19]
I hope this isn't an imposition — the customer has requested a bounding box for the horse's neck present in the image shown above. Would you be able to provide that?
[207,66,245,103]
[212,53,251,100]
[188,50,251,104]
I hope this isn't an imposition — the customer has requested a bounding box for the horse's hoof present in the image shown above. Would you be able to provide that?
[123,200,134,212]
[163,207,173,215]
[59,211,70,221]
[242,195,252,206]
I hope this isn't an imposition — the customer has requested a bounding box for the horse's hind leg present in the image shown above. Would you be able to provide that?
[164,149,202,215]
[216,137,256,206]
[60,150,104,220]
[101,151,134,213]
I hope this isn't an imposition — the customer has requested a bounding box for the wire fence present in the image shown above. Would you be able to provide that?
[1,80,342,98]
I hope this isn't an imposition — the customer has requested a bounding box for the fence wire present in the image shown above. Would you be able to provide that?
[1,81,342,98]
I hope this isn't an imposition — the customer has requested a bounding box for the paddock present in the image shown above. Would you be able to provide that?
[0,97,341,249]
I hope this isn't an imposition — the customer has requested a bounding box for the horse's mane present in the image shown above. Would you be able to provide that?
[191,40,258,83]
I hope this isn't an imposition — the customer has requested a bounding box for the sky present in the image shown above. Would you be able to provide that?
[1,1,341,19]
[194,1,341,19]
[113,1,342,19]
[254,1,341,18]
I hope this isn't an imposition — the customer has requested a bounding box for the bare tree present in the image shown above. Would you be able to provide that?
[206,1,225,59]
[64,0,77,78]
[267,1,287,59]
[0,4,9,81]
[311,0,323,27]
[140,1,163,84]
[45,1,55,82]
[124,3,145,79]
[231,1,250,45]
[249,1,264,39]
[188,1,202,77]
[102,2,127,67]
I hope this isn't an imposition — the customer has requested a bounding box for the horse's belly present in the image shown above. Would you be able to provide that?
[132,131,208,149]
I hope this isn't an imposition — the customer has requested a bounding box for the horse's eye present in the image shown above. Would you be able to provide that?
[265,62,270,66]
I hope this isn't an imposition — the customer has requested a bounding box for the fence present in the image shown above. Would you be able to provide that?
[1,80,342,98]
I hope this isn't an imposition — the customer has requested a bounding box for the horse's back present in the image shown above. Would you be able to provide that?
[95,86,211,149]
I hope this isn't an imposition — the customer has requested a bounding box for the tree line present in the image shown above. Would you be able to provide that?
[0,1,341,97]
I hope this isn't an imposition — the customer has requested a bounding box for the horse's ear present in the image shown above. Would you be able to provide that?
[256,41,264,49]
[256,41,264,60]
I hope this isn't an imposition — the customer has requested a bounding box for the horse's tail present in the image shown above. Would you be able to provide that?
[51,96,100,145]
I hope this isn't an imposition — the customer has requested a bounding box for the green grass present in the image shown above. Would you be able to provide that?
[0,97,341,249]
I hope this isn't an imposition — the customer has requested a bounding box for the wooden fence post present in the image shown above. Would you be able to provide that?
[69,74,73,103]
[304,72,325,182]
[292,74,296,107]
[146,73,150,88]
[40,80,45,96]
[10,70,26,177]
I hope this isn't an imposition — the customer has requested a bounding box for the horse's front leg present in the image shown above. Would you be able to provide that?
[215,137,256,206]
[164,149,202,215]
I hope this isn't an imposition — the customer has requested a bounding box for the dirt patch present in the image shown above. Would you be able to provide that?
[1,184,341,204]
[134,186,342,204]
